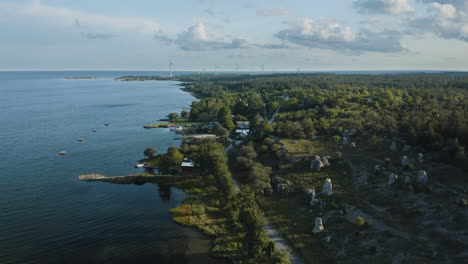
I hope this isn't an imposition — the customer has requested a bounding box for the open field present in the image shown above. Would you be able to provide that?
[280,139,328,158]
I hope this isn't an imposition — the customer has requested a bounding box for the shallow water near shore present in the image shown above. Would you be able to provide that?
[0,71,224,264]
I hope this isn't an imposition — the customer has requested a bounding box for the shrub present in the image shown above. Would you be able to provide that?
[356,216,366,227]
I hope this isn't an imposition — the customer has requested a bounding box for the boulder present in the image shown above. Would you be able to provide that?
[417,153,424,163]
[343,130,350,139]
[309,188,318,206]
[311,155,324,171]
[403,145,412,152]
[388,173,398,185]
[405,175,412,184]
[322,178,333,196]
[417,170,427,184]
[342,136,349,145]
[313,218,324,233]
[373,165,381,175]
[389,142,397,152]
[400,156,410,167]
[322,156,330,167]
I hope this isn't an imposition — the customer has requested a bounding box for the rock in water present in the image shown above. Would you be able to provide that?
[310,155,324,171]
[313,218,324,233]
[417,153,424,163]
[389,142,397,152]
[322,178,333,196]
[400,156,409,167]
[417,170,427,184]
[388,173,398,185]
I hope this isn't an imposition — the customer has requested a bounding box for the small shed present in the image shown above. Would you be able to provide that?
[181,161,195,173]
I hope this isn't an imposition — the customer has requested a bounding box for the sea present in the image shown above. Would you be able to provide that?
[0,71,225,264]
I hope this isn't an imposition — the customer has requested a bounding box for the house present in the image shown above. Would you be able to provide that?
[180,160,195,173]
[235,121,250,136]
[236,121,250,129]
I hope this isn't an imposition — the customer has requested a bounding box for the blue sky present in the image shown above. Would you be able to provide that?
[0,0,467,71]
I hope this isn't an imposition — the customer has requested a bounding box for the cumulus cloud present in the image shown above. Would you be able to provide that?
[274,19,405,53]
[420,0,468,12]
[353,0,414,15]
[408,2,468,41]
[155,23,248,51]
[256,8,294,16]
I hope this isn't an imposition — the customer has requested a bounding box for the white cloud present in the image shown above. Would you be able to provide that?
[408,3,468,41]
[0,0,161,36]
[432,2,457,19]
[353,0,415,15]
[156,23,248,51]
[420,0,468,12]
[275,19,405,53]
[256,8,294,16]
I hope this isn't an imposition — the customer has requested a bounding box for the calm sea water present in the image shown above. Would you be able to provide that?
[0,71,224,264]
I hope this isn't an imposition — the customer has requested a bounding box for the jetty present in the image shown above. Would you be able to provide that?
[78,173,191,184]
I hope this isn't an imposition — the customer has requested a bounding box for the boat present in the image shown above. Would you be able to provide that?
[134,163,148,168]
[104,123,110,126]
[58,151,67,155]
[91,129,97,132]
[77,138,84,141]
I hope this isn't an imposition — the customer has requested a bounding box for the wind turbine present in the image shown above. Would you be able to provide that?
[259,64,265,73]
[169,57,175,78]
[235,64,240,75]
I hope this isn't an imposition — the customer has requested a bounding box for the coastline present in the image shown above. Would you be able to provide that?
[78,80,231,262]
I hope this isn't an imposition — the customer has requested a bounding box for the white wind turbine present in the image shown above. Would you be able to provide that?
[235,64,240,75]
[259,64,265,73]
[169,57,175,78]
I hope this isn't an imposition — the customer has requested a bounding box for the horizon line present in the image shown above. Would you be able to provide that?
[1,69,467,73]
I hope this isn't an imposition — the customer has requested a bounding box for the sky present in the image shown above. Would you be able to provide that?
[0,0,467,71]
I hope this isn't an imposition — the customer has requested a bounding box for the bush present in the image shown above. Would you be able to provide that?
[335,151,343,160]
[384,157,392,166]
[356,216,366,227]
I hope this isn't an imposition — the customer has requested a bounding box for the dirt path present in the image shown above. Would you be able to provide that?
[263,217,303,264]
[269,105,281,124]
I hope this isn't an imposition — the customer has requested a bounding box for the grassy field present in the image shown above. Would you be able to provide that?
[168,177,254,262]
[280,138,331,158]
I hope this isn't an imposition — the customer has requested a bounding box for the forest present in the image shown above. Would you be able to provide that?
[182,73,468,170]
